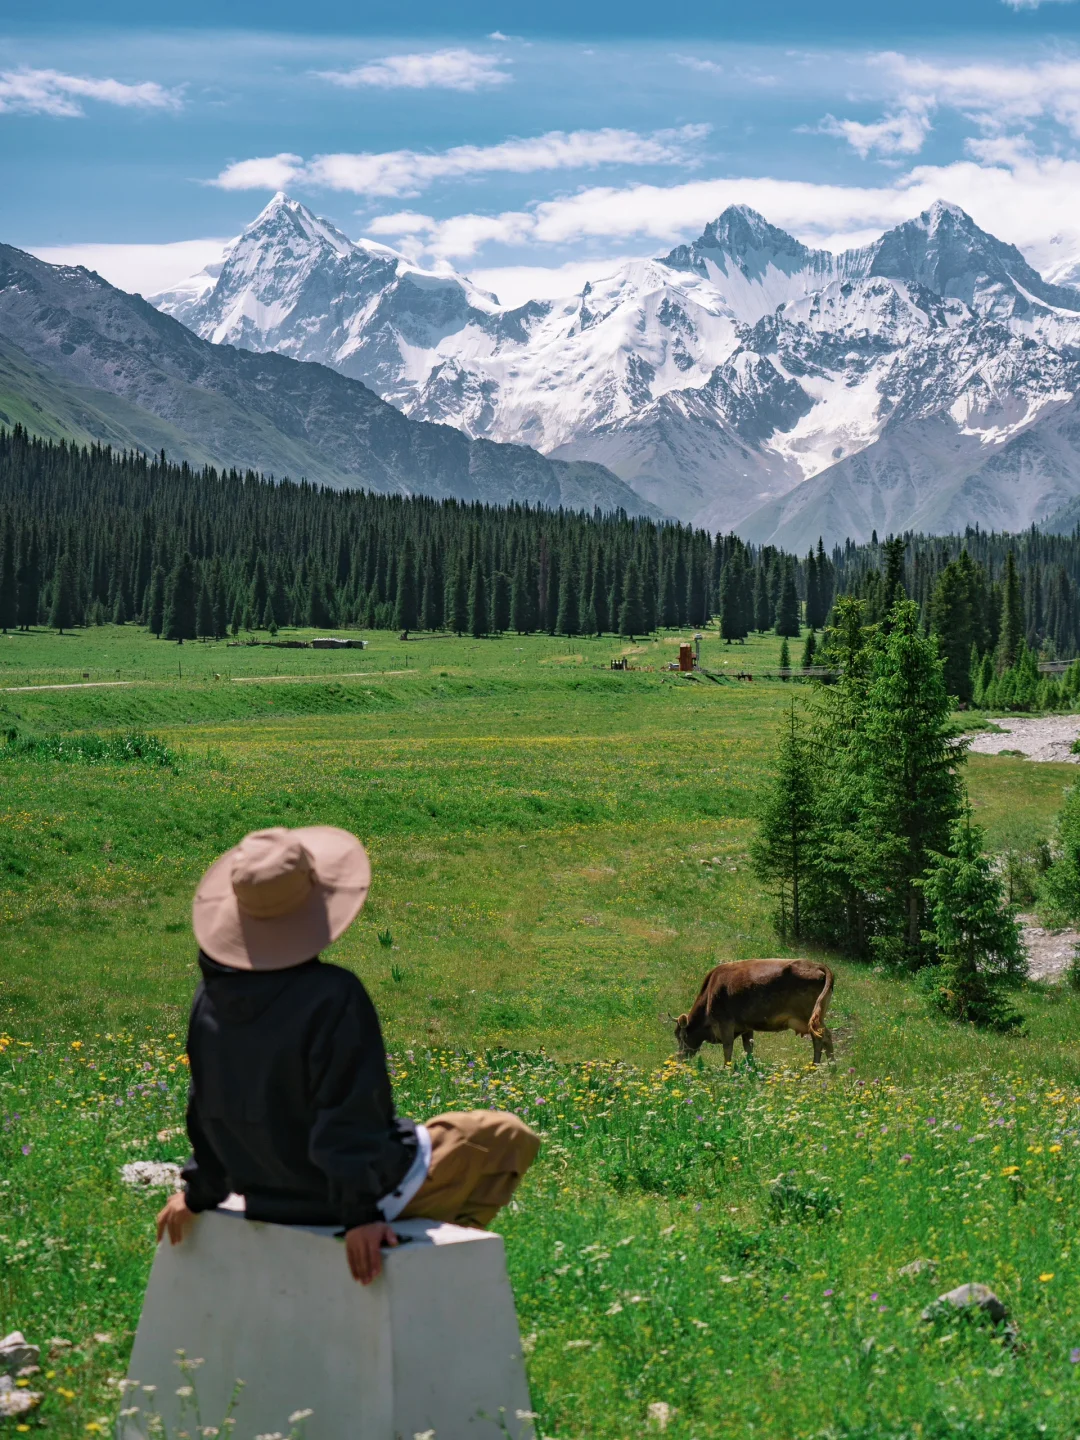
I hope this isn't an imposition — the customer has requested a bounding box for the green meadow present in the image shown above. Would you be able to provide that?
[4,623,1080,1440]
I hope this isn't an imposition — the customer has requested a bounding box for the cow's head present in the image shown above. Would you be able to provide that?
[674,1012,699,1057]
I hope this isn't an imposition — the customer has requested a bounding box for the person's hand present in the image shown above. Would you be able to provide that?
[156,1191,197,1246]
[344,1222,398,1284]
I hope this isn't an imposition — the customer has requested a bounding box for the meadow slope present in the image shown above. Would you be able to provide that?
[3,625,1080,1440]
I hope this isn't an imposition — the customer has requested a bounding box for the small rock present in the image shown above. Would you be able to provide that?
[898,1257,937,1279]
[120,1161,182,1190]
[0,1375,42,1418]
[0,1334,40,1376]
[922,1283,1009,1326]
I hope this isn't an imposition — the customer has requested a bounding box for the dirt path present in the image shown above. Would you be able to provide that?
[1020,914,1080,982]
[968,715,1080,763]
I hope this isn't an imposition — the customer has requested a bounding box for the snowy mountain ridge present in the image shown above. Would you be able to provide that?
[153,194,1080,549]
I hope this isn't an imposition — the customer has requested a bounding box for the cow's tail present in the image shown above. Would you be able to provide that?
[808,965,834,1039]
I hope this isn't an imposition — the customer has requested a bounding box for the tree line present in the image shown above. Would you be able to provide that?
[5,429,1080,690]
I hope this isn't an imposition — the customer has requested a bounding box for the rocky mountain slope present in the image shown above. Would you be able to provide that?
[156,195,1080,548]
[0,243,654,514]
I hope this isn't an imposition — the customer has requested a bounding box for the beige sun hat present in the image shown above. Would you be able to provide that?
[192,826,371,970]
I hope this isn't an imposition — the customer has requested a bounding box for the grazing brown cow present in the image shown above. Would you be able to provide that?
[674,959,835,1065]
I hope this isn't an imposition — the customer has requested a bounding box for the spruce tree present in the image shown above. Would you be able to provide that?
[17,530,41,631]
[752,701,818,938]
[448,552,469,636]
[48,550,78,634]
[931,556,976,702]
[997,551,1025,671]
[162,551,198,643]
[491,570,511,634]
[591,546,608,635]
[779,635,790,678]
[394,537,419,632]
[197,580,216,638]
[617,558,646,639]
[0,523,16,633]
[854,599,964,966]
[801,629,816,670]
[775,560,800,637]
[720,552,749,643]
[112,589,127,625]
[804,550,822,629]
[468,559,488,638]
[260,597,276,634]
[752,564,769,632]
[556,548,580,636]
[921,810,1024,1030]
[660,557,678,628]
[510,555,529,634]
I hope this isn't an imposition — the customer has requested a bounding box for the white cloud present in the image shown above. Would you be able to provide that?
[818,102,933,159]
[211,125,709,199]
[1001,0,1076,9]
[213,153,304,191]
[0,66,180,117]
[469,258,626,306]
[317,48,509,92]
[675,56,724,75]
[373,150,1080,265]
[29,238,229,296]
[821,51,1080,160]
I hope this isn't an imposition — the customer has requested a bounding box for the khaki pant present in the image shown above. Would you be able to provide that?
[400,1110,540,1229]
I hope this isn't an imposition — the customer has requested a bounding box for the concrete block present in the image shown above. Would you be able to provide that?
[123,1205,533,1440]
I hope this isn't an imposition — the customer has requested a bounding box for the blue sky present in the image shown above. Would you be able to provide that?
[6,1,1080,300]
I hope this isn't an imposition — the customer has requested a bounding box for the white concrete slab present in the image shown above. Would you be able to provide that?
[123,1207,533,1440]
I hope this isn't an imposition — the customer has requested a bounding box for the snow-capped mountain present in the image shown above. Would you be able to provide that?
[154,194,1080,548]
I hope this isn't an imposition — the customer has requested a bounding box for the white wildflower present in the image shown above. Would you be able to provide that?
[288,1411,313,1424]
[647,1401,673,1431]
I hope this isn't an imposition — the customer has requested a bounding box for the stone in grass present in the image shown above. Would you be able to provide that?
[0,1376,42,1419]
[898,1257,938,1279]
[921,1283,1009,1327]
[0,1334,39,1376]
[120,1161,183,1190]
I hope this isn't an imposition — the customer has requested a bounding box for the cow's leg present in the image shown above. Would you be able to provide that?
[741,1031,754,1057]
[811,1031,823,1066]
[821,1026,835,1061]
[718,1022,736,1065]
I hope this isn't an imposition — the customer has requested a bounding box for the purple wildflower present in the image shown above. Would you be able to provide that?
[21,1144,30,1155]
[823,1289,834,1297]
[1070,1348,1080,1364]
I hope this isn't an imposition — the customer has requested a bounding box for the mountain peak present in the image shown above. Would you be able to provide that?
[243,192,355,260]
[860,199,1080,313]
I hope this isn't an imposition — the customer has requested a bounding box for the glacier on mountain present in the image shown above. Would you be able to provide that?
[152,193,1080,549]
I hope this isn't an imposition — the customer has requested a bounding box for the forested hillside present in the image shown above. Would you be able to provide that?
[3,426,1080,685]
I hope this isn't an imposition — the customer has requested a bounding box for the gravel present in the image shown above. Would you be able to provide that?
[967,715,1080,764]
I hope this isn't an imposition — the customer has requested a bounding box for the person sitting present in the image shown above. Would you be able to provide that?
[155,826,540,1285]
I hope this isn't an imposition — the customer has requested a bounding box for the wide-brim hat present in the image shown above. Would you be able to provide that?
[193,826,371,970]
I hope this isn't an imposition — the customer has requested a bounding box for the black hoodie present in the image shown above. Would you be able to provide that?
[181,952,417,1230]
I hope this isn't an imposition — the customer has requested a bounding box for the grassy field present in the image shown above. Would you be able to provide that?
[3,623,1080,1440]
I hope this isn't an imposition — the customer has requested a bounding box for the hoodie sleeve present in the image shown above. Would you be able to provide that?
[180,1082,231,1214]
[306,981,417,1230]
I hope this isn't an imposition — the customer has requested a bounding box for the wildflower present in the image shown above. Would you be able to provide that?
[1070,1348,1080,1364]
[899,1154,912,1164]
[1040,1273,1055,1282]
[823,1289,834,1297]
[20,1144,30,1156]
[176,1386,194,1397]
[288,1411,313,1424]
[1002,1166,1020,1176]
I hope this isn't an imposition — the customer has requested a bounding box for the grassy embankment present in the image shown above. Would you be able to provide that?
[3,624,1080,1440]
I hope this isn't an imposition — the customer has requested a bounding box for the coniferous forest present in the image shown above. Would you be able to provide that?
[4,426,1080,708]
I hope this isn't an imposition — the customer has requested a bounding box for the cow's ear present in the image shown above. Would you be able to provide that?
[677,1013,689,1027]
